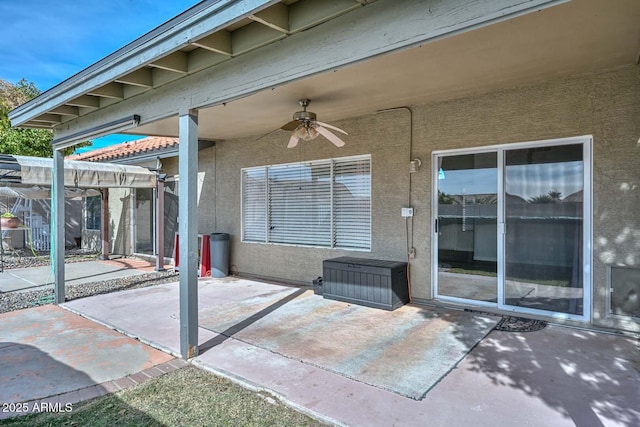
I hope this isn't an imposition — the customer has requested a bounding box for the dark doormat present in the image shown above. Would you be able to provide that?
[494,316,547,332]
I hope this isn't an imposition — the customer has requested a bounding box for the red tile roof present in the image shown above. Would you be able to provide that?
[67,136,178,162]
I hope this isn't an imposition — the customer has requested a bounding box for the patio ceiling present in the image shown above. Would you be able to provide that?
[139,0,640,141]
[9,0,640,143]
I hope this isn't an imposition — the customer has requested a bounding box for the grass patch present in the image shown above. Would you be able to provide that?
[0,366,324,427]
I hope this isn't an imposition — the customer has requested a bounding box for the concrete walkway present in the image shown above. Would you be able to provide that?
[1,273,638,425]
[0,305,182,420]
[0,258,155,293]
[60,277,640,427]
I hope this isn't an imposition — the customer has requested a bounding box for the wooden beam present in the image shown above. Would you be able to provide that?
[149,51,189,73]
[152,68,185,88]
[188,48,230,73]
[231,21,286,56]
[99,97,120,108]
[289,0,361,33]
[49,105,79,116]
[122,84,150,98]
[87,82,124,99]
[115,68,154,87]
[191,30,232,56]
[249,3,289,33]
[23,122,54,129]
[66,95,100,108]
[78,106,98,116]
[30,114,62,123]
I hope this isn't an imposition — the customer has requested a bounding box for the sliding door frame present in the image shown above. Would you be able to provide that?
[432,135,592,322]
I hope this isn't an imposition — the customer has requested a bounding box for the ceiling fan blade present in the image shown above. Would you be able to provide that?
[315,125,346,147]
[287,134,300,148]
[315,121,348,135]
[281,120,299,131]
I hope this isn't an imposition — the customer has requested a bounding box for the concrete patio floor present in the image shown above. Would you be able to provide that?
[0,305,181,420]
[59,277,640,427]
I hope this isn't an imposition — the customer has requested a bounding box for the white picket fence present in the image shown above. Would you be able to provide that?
[1,199,51,251]
[27,214,50,251]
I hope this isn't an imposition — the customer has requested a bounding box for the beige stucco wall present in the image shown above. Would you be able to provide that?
[194,65,638,332]
[110,188,133,255]
[207,109,412,286]
[415,65,639,332]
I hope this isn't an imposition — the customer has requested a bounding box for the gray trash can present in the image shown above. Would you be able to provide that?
[210,233,230,278]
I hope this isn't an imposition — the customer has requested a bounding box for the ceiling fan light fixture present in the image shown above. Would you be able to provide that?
[293,124,319,141]
[282,99,347,148]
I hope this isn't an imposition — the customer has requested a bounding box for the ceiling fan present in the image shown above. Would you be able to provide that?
[281,99,347,148]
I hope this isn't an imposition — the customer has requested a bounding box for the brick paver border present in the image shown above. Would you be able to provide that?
[0,359,189,420]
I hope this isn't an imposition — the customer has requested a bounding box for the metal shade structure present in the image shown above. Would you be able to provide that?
[0,154,157,189]
[51,115,141,150]
[0,185,99,199]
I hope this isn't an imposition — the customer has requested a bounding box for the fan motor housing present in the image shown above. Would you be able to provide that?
[293,111,316,122]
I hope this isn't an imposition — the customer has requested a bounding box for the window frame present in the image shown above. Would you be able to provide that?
[241,154,371,251]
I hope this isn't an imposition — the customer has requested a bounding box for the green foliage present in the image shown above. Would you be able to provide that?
[0,126,55,157]
[0,78,54,157]
[528,190,563,204]
[0,78,84,157]
[438,190,457,205]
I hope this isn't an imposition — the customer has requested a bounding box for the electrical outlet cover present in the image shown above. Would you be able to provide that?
[401,207,414,217]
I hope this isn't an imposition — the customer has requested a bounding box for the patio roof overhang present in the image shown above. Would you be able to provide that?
[0,155,157,189]
[7,0,639,144]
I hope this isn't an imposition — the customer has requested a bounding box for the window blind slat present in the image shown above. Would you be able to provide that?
[242,156,370,249]
[333,158,371,249]
[268,160,331,247]
[242,168,267,242]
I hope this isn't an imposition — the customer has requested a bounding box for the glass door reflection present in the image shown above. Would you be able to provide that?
[504,144,584,315]
[436,152,498,302]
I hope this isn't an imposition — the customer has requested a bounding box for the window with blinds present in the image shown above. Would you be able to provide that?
[241,155,371,250]
[241,167,267,242]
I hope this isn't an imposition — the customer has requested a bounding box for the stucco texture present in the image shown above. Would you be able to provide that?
[195,65,638,332]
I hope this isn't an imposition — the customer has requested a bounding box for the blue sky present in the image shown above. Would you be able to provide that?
[0,0,201,153]
[439,162,583,200]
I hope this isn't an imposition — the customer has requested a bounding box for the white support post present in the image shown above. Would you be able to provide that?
[51,148,65,303]
[178,109,199,359]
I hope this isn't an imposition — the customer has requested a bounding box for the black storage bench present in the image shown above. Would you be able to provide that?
[322,257,409,311]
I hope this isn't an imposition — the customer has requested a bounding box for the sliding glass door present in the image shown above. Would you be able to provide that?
[504,144,585,315]
[436,152,498,303]
[434,137,591,320]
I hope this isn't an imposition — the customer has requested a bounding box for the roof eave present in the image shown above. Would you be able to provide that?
[8,0,277,127]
